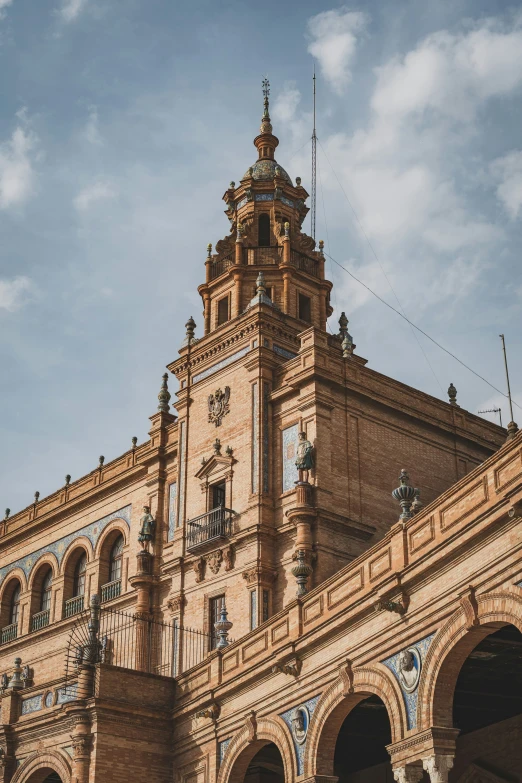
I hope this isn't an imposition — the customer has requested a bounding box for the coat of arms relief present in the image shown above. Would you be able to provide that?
[208,386,231,427]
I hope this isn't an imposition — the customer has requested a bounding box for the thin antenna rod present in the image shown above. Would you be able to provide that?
[478,407,503,428]
[500,334,515,425]
[311,66,317,241]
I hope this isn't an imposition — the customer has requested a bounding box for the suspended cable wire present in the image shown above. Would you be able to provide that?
[325,250,521,410]
[317,140,445,395]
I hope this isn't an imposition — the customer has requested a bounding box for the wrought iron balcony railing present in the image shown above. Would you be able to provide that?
[65,595,85,618]
[289,249,320,277]
[0,623,18,645]
[243,246,282,266]
[31,609,50,632]
[210,253,234,280]
[186,506,233,551]
[100,579,122,604]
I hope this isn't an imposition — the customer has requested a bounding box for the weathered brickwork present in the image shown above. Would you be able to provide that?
[0,90,520,783]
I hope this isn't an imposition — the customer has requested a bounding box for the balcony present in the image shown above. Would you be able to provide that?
[31,609,50,632]
[210,254,234,280]
[186,507,233,552]
[0,623,18,645]
[65,595,85,618]
[101,579,121,604]
[289,250,319,277]
[243,246,282,266]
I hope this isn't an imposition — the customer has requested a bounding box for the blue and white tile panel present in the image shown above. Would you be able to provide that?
[282,425,299,492]
[280,694,321,776]
[382,632,435,730]
[0,506,132,588]
[168,482,177,541]
[192,346,250,384]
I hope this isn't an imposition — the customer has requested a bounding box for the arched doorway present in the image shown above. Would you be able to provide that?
[243,742,284,783]
[43,775,62,783]
[334,695,394,782]
[452,624,522,781]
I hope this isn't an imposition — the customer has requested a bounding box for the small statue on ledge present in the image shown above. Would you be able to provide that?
[295,432,314,483]
[138,506,155,552]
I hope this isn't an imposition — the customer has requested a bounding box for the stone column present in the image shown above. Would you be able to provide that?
[203,293,211,335]
[422,755,454,783]
[282,269,291,315]
[129,550,154,673]
[233,269,243,318]
[286,482,316,596]
[65,703,92,783]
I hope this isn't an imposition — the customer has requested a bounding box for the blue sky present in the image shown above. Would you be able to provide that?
[1,0,521,514]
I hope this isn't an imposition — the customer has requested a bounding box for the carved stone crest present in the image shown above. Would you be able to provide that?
[208,387,230,427]
[223,545,235,572]
[193,557,205,583]
[167,594,186,614]
[206,550,223,575]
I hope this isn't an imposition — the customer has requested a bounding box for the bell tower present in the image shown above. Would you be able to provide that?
[197,79,333,335]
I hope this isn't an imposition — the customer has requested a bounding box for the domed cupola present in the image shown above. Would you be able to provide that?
[241,78,293,185]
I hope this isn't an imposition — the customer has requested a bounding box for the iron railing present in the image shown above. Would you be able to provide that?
[243,246,282,266]
[210,254,234,279]
[0,623,17,645]
[65,595,84,618]
[289,249,319,277]
[64,604,217,686]
[186,507,233,551]
[31,609,50,632]
[101,579,121,603]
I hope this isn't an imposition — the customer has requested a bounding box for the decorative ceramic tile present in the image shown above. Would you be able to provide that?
[255,193,274,202]
[282,425,299,492]
[63,746,74,758]
[243,159,292,184]
[0,506,132,588]
[192,346,250,384]
[21,694,43,715]
[382,632,435,730]
[273,344,297,360]
[178,422,186,526]
[44,691,54,708]
[236,197,248,210]
[252,383,259,494]
[56,683,78,704]
[250,589,257,630]
[262,383,269,494]
[280,694,320,775]
[281,196,294,208]
[168,482,177,541]
[219,738,232,765]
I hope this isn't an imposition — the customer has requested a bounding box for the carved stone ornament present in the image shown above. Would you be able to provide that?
[223,545,235,572]
[71,735,93,759]
[167,594,186,614]
[245,710,257,742]
[339,658,355,696]
[193,557,205,583]
[206,550,223,575]
[397,647,422,694]
[196,702,220,721]
[422,755,454,783]
[393,765,424,783]
[208,387,231,427]
[290,704,310,745]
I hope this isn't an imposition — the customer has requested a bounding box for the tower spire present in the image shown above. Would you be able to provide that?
[260,77,273,135]
[254,77,278,161]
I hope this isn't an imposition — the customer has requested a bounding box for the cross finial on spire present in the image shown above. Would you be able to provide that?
[262,77,270,117]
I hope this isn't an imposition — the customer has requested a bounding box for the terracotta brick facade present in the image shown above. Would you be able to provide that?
[0,92,520,783]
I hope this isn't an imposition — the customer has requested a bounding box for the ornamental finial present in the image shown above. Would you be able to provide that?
[256,271,267,296]
[4,509,10,521]
[392,469,416,522]
[157,373,171,413]
[185,316,196,344]
[260,77,273,134]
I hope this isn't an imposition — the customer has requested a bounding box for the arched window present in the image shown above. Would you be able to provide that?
[9,583,21,627]
[73,553,87,597]
[40,570,53,613]
[109,535,124,583]
[258,213,271,247]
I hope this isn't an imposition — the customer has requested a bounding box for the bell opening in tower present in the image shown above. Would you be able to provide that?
[258,213,271,247]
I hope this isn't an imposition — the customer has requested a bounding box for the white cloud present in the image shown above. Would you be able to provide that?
[73,180,116,211]
[58,0,88,23]
[491,150,522,220]
[372,23,522,122]
[0,121,38,209]
[82,106,103,146]
[0,277,33,311]
[307,9,367,95]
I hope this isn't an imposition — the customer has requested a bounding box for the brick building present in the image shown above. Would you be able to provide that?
[0,85,521,783]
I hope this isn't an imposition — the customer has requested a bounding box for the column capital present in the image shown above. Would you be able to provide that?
[422,755,454,783]
[393,764,424,783]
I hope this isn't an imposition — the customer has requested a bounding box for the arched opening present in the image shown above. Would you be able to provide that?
[334,695,394,783]
[243,742,284,783]
[64,548,88,618]
[451,624,522,781]
[43,774,62,783]
[258,214,271,247]
[0,578,22,643]
[100,532,124,603]
[30,565,53,632]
